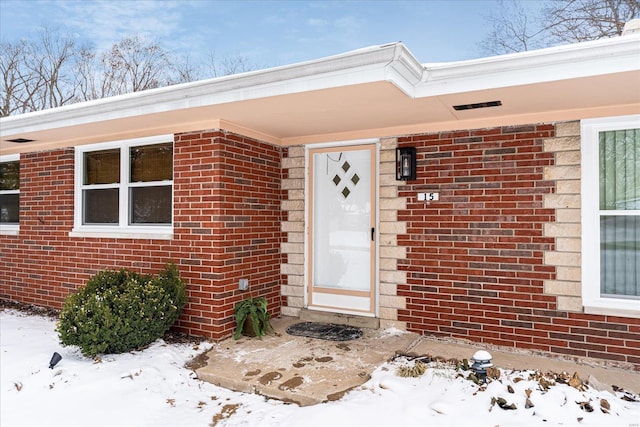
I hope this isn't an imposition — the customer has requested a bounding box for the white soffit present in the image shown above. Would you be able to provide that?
[0,43,422,138]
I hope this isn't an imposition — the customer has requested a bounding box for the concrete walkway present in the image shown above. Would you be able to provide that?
[195,317,640,406]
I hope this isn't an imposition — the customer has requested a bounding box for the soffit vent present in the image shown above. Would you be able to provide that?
[6,138,35,143]
[453,100,502,111]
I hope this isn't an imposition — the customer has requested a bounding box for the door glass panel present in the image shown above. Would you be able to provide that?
[313,149,371,291]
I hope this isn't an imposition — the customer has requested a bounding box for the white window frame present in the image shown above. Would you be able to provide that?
[70,134,174,240]
[581,114,640,317]
[0,153,20,236]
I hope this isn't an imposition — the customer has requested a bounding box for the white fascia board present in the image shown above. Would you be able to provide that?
[383,43,424,97]
[416,34,640,97]
[0,43,424,138]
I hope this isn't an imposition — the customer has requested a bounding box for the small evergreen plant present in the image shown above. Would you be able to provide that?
[56,264,187,358]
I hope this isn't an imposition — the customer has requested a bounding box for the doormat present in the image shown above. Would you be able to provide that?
[286,322,363,341]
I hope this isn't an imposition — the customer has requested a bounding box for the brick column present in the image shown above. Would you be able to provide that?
[542,122,582,311]
[280,146,306,316]
[378,137,407,329]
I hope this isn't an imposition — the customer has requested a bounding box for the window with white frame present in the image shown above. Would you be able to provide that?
[72,135,174,238]
[582,115,639,316]
[0,154,20,234]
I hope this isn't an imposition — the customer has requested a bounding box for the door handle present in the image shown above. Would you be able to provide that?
[371,227,375,241]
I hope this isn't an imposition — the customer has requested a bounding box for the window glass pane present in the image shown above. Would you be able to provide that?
[84,149,120,185]
[0,161,19,190]
[599,129,639,210]
[129,186,171,224]
[600,216,639,298]
[130,143,172,182]
[0,194,19,223]
[83,188,119,224]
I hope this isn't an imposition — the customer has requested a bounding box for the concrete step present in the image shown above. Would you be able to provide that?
[195,316,415,406]
[298,308,380,329]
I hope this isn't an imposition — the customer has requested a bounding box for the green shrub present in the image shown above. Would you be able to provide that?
[56,264,187,358]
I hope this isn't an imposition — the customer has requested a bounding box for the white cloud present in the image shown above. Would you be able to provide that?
[334,15,363,31]
[307,17,327,28]
[57,0,187,53]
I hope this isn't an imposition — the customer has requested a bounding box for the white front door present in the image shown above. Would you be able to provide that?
[308,144,376,315]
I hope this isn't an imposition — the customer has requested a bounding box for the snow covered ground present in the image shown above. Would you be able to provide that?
[1,309,639,427]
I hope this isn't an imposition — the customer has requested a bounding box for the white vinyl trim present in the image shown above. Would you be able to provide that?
[72,134,174,239]
[581,114,640,317]
[0,153,20,235]
[3,34,638,141]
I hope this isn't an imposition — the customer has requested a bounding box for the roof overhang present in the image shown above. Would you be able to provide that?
[1,35,639,155]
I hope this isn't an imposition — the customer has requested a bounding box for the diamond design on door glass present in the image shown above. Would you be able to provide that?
[325,154,363,200]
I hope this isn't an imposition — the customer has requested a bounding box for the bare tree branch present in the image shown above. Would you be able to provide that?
[0,40,27,116]
[205,50,256,78]
[545,0,640,43]
[99,36,170,96]
[479,0,549,55]
[1,29,258,115]
[479,0,639,55]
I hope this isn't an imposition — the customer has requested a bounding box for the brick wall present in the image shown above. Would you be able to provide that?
[0,130,285,339]
[396,123,640,366]
[3,122,639,365]
[1,149,76,305]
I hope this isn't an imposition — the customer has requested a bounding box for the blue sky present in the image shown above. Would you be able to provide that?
[0,0,528,68]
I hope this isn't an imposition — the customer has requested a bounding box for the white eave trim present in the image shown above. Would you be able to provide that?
[417,34,640,97]
[0,42,424,138]
[1,35,638,138]
[383,43,424,97]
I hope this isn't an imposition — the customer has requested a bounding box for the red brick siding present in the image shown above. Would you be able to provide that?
[397,124,640,367]
[173,131,284,337]
[1,149,76,306]
[0,130,285,339]
[2,122,639,366]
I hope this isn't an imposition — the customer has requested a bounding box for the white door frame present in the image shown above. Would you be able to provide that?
[305,139,379,317]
